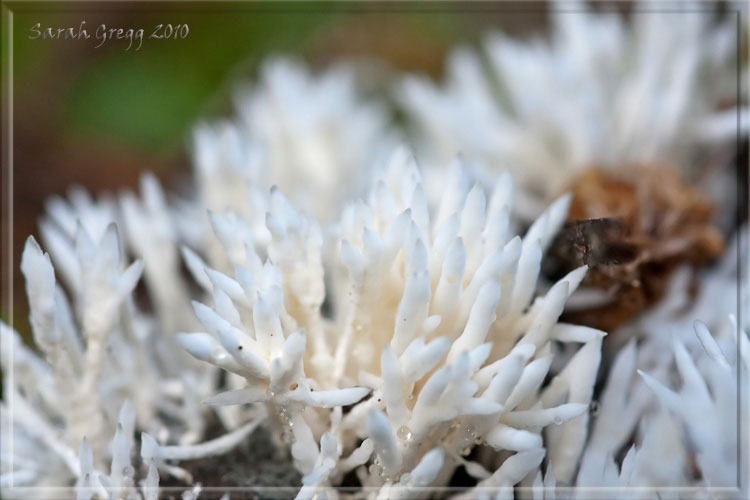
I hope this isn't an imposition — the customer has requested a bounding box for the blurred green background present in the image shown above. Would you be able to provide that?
[4,1,558,338]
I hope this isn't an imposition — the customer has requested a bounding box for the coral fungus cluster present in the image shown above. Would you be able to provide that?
[1,2,746,499]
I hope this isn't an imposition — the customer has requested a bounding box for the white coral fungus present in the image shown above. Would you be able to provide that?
[400,1,742,217]
[174,146,600,498]
[0,2,745,498]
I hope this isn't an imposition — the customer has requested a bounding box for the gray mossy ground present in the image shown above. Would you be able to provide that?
[160,424,302,499]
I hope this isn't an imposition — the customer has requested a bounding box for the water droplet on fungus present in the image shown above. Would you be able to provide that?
[397,425,412,441]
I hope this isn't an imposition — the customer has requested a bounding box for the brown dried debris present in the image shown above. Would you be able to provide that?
[544,165,725,332]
